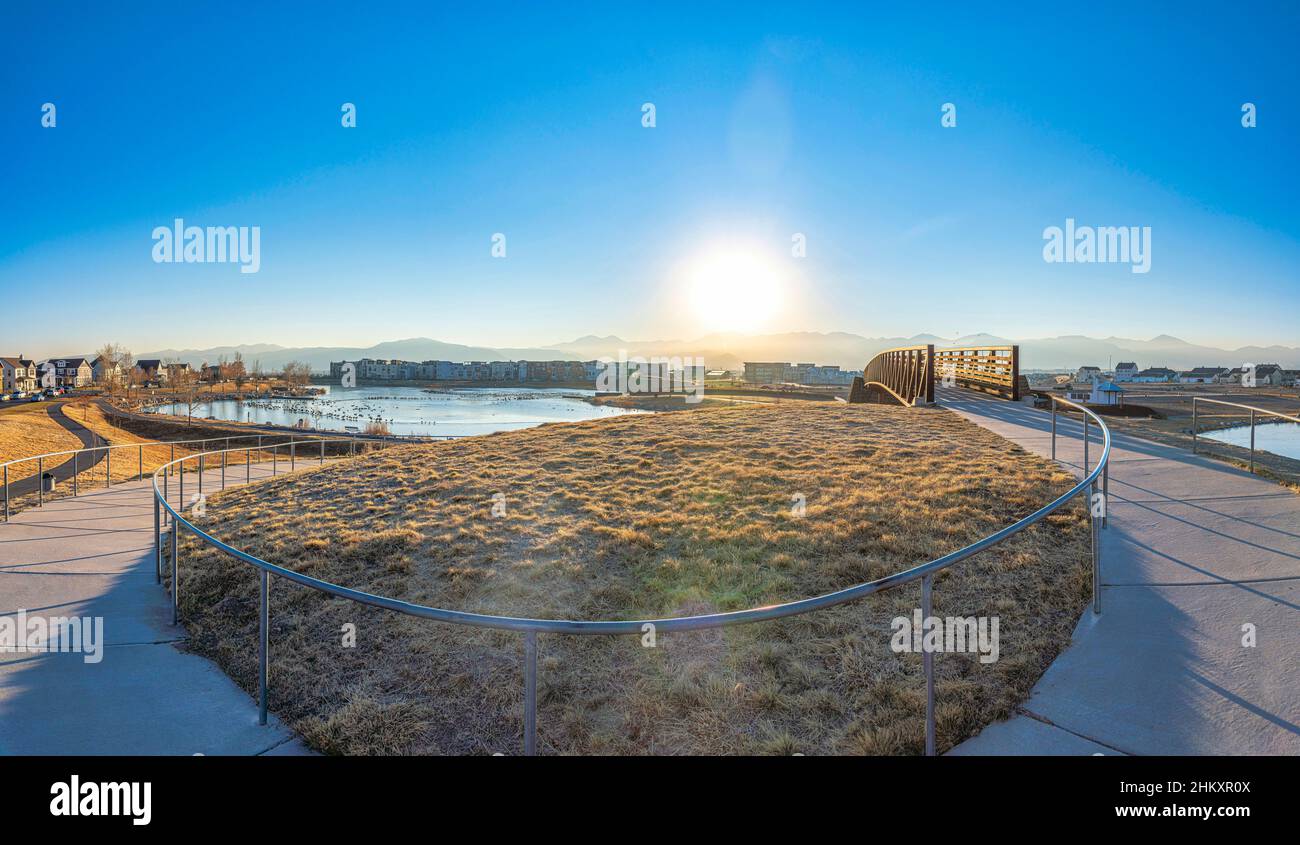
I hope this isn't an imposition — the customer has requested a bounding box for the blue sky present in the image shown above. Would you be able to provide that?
[2,0,1296,358]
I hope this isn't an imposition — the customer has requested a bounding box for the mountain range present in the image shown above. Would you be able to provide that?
[133,333,1300,374]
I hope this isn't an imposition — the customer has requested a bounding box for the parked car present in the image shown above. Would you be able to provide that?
[29,394,45,402]
[1,394,11,402]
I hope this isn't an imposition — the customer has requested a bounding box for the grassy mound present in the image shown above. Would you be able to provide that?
[175,402,1090,755]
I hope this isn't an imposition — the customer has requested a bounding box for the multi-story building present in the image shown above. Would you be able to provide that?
[43,357,94,388]
[1,355,38,392]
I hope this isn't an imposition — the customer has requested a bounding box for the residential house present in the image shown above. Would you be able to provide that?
[91,355,123,385]
[201,364,223,383]
[1113,362,1139,382]
[1132,367,1177,383]
[1178,367,1228,384]
[1282,370,1300,388]
[1,355,38,393]
[1243,364,1284,387]
[43,357,94,388]
[1075,366,1102,384]
[135,360,168,385]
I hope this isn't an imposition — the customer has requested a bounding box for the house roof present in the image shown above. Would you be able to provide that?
[136,359,163,369]
[1115,362,1137,369]
[1095,381,1123,391]
[1183,367,1228,376]
[0,357,35,368]
[1078,366,1101,371]
[45,357,91,368]
[1254,364,1281,377]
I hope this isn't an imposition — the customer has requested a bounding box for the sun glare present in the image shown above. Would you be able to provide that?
[685,246,785,333]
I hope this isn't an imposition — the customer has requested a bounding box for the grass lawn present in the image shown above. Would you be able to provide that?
[0,402,83,482]
[175,402,1091,755]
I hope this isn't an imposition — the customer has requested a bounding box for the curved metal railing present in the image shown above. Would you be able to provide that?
[0,427,440,521]
[1191,397,1300,473]
[148,396,1112,756]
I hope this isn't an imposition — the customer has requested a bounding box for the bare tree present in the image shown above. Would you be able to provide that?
[281,361,312,390]
[94,342,131,393]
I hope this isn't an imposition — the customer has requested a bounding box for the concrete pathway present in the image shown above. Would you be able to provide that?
[2,401,108,502]
[942,389,1300,755]
[0,459,315,755]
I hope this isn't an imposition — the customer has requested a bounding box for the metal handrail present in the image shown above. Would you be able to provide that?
[1192,397,1300,473]
[150,396,1112,757]
[1,428,440,521]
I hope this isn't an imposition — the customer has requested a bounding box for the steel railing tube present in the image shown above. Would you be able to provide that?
[290,440,295,470]
[523,632,538,756]
[259,569,269,726]
[139,445,143,481]
[246,449,251,484]
[922,573,935,756]
[320,439,325,465]
[73,451,78,496]
[106,447,111,488]
[3,465,7,522]
[38,457,43,507]
[273,446,277,476]
[179,457,184,508]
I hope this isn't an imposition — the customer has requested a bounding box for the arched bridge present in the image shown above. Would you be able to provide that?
[849,344,1022,405]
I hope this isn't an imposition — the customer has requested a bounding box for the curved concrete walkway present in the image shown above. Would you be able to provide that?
[0,458,313,755]
[2,401,108,502]
[942,389,1299,755]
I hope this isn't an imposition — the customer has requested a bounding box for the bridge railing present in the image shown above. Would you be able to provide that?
[860,345,935,405]
[1191,397,1300,473]
[934,345,1020,401]
[149,397,1112,756]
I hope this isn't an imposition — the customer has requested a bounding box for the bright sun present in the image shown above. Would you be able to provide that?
[685,246,785,333]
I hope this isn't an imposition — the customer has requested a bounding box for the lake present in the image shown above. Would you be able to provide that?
[145,386,643,437]
[1202,420,1300,461]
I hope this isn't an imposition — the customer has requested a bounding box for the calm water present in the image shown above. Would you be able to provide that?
[1203,421,1300,461]
[146,386,642,437]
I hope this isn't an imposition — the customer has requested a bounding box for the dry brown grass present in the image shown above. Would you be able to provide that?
[0,402,83,481]
[175,402,1091,755]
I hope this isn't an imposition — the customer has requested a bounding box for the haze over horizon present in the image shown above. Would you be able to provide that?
[3,2,1296,355]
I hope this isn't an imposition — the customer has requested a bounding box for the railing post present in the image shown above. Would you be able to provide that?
[199,454,204,497]
[1083,416,1090,474]
[139,445,143,481]
[154,493,161,584]
[320,439,325,465]
[38,457,43,506]
[523,631,538,756]
[73,451,78,497]
[290,440,295,470]
[1091,481,1101,615]
[1191,398,1198,454]
[171,523,179,625]
[922,573,935,756]
[1051,401,1057,460]
[246,449,251,484]
[3,464,7,522]
[1249,409,1256,473]
[179,457,184,508]
[273,446,277,476]
[221,448,226,490]
[106,448,111,487]
[1102,458,1110,530]
[259,569,269,726]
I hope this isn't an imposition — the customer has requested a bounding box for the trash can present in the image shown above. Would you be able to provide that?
[42,472,55,493]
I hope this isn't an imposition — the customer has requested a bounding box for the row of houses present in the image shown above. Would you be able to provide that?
[1077,363,1297,387]
[1,354,199,393]
[741,362,858,386]
[329,358,605,384]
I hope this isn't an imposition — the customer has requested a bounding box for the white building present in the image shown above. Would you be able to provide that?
[1113,362,1139,382]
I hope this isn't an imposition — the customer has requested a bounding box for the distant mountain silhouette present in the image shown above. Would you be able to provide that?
[137,332,1300,373]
